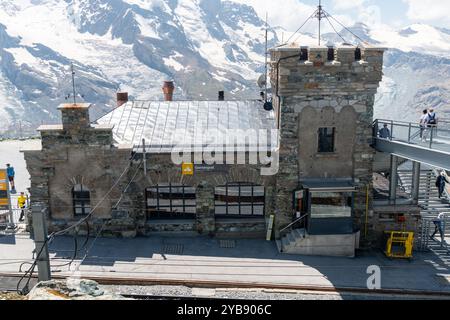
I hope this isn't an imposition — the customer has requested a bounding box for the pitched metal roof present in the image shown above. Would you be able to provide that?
[95,100,277,153]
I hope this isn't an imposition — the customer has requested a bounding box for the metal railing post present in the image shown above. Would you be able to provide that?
[142,138,147,176]
[429,126,434,149]
[408,123,412,144]
[390,120,394,141]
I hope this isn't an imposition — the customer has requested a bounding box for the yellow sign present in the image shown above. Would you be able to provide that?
[182,163,194,176]
[0,169,9,210]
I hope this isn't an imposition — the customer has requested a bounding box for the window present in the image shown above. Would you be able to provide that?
[318,127,335,153]
[215,183,265,218]
[146,184,196,220]
[355,48,362,61]
[73,184,90,216]
[299,48,309,61]
[327,47,335,61]
[311,192,353,218]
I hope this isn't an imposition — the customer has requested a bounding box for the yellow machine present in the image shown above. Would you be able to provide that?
[384,231,414,259]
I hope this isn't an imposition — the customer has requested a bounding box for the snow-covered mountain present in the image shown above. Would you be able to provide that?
[0,0,448,137]
[0,0,277,137]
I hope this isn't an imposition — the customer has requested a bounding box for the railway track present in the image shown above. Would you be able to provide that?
[1,273,450,299]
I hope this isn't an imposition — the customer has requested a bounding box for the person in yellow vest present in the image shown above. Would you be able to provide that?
[18,192,27,222]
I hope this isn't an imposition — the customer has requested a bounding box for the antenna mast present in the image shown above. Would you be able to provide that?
[315,0,326,46]
[71,62,77,105]
[264,12,268,102]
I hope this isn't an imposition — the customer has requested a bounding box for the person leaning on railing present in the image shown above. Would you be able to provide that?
[378,123,391,139]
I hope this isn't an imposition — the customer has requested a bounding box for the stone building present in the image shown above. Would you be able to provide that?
[23,44,388,257]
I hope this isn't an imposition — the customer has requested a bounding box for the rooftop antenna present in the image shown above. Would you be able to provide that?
[65,62,84,105]
[264,12,268,103]
[315,0,325,46]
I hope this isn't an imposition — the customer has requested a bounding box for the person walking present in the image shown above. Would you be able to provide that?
[6,164,15,192]
[436,171,449,199]
[420,109,428,141]
[431,212,446,246]
[427,108,438,126]
[427,108,438,140]
[17,192,27,222]
[378,123,391,139]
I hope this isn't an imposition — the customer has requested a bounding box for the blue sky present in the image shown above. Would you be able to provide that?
[234,0,450,31]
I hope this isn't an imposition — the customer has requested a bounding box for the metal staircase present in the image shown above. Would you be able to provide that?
[397,169,450,251]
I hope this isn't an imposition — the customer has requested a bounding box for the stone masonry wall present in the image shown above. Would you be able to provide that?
[270,46,385,243]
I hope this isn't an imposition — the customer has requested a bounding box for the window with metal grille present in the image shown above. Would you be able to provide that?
[318,127,335,153]
[215,183,265,218]
[299,48,309,61]
[73,184,90,216]
[146,184,196,220]
[327,47,335,61]
[355,48,362,61]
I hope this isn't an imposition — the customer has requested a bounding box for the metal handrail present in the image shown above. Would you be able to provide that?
[280,214,308,235]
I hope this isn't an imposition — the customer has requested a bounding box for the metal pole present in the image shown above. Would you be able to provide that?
[408,123,412,144]
[411,161,421,204]
[389,155,398,202]
[318,0,322,46]
[390,120,394,141]
[7,175,14,230]
[264,12,268,103]
[142,138,147,176]
[429,126,434,149]
[32,205,51,282]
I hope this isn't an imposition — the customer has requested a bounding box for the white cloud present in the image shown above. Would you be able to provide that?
[402,0,450,23]
[332,0,366,11]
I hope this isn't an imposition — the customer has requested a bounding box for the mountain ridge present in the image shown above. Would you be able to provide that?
[0,0,448,137]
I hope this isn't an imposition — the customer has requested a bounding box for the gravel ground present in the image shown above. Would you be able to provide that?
[101,285,445,300]
[0,291,26,300]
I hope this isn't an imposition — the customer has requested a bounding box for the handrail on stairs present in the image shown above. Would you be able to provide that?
[280,214,308,237]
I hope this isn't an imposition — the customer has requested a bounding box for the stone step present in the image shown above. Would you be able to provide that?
[286,233,296,245]
[292,228,306,239]
[276,239,282,252]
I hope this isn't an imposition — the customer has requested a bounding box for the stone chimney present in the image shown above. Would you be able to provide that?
[162,81,175,101]
[58,103,91,131]
[117,92,128,107]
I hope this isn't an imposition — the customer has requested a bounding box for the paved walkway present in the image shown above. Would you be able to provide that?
[1,232,450,294]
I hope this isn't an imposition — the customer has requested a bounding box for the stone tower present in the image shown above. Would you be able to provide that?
[270,45,385,242]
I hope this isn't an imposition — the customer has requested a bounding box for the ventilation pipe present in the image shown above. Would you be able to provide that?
[162,81,175,101]
[218,91,225,101]
[116,92,128,107]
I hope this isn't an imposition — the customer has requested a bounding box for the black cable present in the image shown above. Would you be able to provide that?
[324,10,369,45]
[53,151,140,237]
[16,152,142,294]
[324,15,348,44]
[16,233,55,295]
[280,9,318,46]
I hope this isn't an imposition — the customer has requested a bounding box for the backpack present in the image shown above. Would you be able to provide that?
[428,113,437,125]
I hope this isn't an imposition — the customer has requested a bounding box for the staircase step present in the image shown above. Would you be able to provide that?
[286,233,296,245]
[292,229,305,239]
[276,240,282,252]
